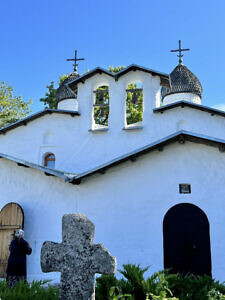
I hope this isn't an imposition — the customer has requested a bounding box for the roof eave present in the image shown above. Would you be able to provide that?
[69,130,225,184]
[0,109,80,134]
[0,152,73,179]
[154,101,225,117]
[68,67,115,90]
[68,64,170,89]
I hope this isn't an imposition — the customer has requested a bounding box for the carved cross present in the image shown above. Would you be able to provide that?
[171,40,190,64]
[67,50,85,73]
[41,214,116,300]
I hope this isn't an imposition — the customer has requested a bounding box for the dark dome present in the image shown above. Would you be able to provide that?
[56,73,79,103]
[161,64,202,100]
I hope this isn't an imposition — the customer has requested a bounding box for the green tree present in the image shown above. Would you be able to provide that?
[40,74,69,109]
[0,81,32,128]
[40,81,56,109]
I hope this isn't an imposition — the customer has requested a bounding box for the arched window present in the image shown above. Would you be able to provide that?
[126,82,143,127]
[92,85,109,129]
[44,153,55,168]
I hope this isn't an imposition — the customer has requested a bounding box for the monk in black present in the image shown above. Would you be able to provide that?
[6,229,32,287]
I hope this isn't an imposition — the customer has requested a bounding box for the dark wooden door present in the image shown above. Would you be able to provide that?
[0,203,24,278]
[163,203,211,276]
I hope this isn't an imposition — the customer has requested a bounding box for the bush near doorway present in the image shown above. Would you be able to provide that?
[95,264,225,300]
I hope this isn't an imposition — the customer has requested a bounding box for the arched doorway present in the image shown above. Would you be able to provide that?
[163,203,211,276]
[0,203,24,278]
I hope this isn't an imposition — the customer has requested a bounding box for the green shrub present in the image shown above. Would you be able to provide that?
[208,288,225,300]
[146,291,178,300]
[109,286,133,299]
[119,264,149,299]
[166,273,225,300]
[95,264,225,300]
[96,275,119,300]
[96,264,176,300]
[0,279,59,300]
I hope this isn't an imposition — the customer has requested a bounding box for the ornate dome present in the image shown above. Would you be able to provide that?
[161,64,202,100]
[56,73,79,103]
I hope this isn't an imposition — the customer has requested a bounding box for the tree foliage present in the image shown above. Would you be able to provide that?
[0,81,32,128]
[40,75,69,109]
[109,66,143,126]
[39,81,56,109]
[126,84,143,125]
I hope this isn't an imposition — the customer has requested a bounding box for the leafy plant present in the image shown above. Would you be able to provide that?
[109,286,133,299]
[0,279,59,300]
[96,264,177,300]
[119,264,149,299]
[146,291,178,300]
[166,272,225,300]
[96,275,119,300]
[208,288,225,300]
[96,264,225,300]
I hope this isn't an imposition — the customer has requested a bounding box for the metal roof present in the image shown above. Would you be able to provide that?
[56,84,76,103]
[115,64,169,87]
[56,73,79,103]
[0,152,77,179]
[68,64,170,90]
[161,64,202,100]
[68,67,115,90]
[153,101,225,117]
[69,130,225,184]
[0,131,224,185]
[0,109,80,134]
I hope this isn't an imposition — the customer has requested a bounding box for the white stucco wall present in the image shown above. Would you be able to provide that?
[57,98,78,111]
[163,92,201,105]
[0,70,224,176]
[0,141,224,282]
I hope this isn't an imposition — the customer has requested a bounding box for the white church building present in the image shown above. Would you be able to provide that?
[0,50,225,282]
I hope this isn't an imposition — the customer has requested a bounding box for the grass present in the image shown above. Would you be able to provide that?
[0,280,59,300]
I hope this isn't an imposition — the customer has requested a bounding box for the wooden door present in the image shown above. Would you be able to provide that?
[163,203,211,276]
[0,203,24,278]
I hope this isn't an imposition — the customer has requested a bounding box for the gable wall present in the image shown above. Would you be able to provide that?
[0,141,224,282]
[0,105,224,174]
[76,71,161,131]
[0,70,224,174]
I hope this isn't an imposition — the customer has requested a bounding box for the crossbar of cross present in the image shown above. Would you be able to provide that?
[67,50,85,73]
[171,40,190,64]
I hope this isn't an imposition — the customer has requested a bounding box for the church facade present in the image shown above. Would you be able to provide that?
[0,56,225,282]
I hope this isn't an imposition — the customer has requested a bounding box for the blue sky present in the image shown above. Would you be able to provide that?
[1,0,225,112]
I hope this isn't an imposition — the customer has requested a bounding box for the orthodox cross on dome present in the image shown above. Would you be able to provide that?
[67,50,85,73]
[170,40,190,64]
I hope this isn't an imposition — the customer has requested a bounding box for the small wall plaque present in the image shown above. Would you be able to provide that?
[179,184,191,194]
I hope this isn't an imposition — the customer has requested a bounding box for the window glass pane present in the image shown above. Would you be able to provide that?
[46,160,55,169]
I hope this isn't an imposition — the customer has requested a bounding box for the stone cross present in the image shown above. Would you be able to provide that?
[41,214,116,300]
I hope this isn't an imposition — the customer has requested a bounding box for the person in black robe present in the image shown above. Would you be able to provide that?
[6,229,32,287]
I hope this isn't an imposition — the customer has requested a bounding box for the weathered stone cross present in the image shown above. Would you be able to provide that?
[41,214,116,300]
